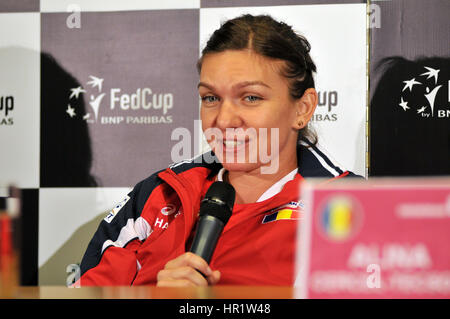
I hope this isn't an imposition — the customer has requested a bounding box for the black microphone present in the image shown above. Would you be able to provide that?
[189,181,235,264]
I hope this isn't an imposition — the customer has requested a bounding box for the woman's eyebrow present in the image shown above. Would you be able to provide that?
[197,82,214,90]
[197,81,271,90]
[233,81,271,90]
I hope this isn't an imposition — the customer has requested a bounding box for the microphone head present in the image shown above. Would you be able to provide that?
[200,181,236,225]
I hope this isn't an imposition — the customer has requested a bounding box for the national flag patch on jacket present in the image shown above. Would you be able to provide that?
[261,201,303,224]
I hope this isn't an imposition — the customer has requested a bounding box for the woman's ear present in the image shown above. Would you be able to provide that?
[293,88,318,129]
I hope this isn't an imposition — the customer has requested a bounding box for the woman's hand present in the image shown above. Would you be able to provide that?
[156,252,221,287]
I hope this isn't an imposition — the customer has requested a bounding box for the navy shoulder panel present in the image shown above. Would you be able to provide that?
[132,169,166,213]
[168,151,222,177]
[298,140,360,178]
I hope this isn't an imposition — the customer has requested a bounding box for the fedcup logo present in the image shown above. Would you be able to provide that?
[65,75,174,125]
[398,66,449,118]
[318,195,363,241]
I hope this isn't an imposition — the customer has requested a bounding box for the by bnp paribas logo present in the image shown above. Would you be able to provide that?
[398,66,450,119]
[66,75,174,125]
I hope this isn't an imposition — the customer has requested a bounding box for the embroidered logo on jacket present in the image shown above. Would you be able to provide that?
[154,205,182,229]
[161,204,177,216]
[104,195,131,223]
[262,201,303,224]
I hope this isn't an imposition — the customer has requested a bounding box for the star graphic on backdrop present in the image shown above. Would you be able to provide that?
[417,106,427,114]
[87,75,104,92]
[398,97,410,111]
[420,66,440,84]
[83,113,90,121]
[69,86,86,99]
[402,78,421,92]
[66,104,76,117]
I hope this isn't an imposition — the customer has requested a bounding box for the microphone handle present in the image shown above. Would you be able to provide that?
[189,215,224,264]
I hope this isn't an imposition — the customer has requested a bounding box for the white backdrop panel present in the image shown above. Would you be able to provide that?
[0,13,40,188]
[38,187,131,284]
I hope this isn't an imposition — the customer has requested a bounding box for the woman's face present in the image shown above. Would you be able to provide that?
[199,50,303,174]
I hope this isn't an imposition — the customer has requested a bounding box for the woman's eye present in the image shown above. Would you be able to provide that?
[201,95,219,104]
[244,95,262,103]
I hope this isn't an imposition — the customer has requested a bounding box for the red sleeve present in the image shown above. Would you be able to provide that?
[79,240,141,286]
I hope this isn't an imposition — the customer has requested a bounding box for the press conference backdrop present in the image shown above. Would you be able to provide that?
[0,0,447,286]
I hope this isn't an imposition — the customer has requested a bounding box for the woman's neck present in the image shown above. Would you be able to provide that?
[225,158,298,205]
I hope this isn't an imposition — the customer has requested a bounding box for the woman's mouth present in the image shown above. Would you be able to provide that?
[223,140,245,147]
[219,138,249,152]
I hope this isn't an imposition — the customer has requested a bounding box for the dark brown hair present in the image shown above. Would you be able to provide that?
[198,14,317,144]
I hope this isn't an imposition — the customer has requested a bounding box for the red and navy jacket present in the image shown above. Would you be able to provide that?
[79,142,360,286]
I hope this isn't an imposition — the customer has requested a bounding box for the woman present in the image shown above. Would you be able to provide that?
[78,14,357,287]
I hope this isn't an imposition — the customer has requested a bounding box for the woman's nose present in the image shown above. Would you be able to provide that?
[216,99,243,130]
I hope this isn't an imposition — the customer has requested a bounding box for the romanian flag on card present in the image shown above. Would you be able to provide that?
[262,202,303,224]
[321,196,355,240]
